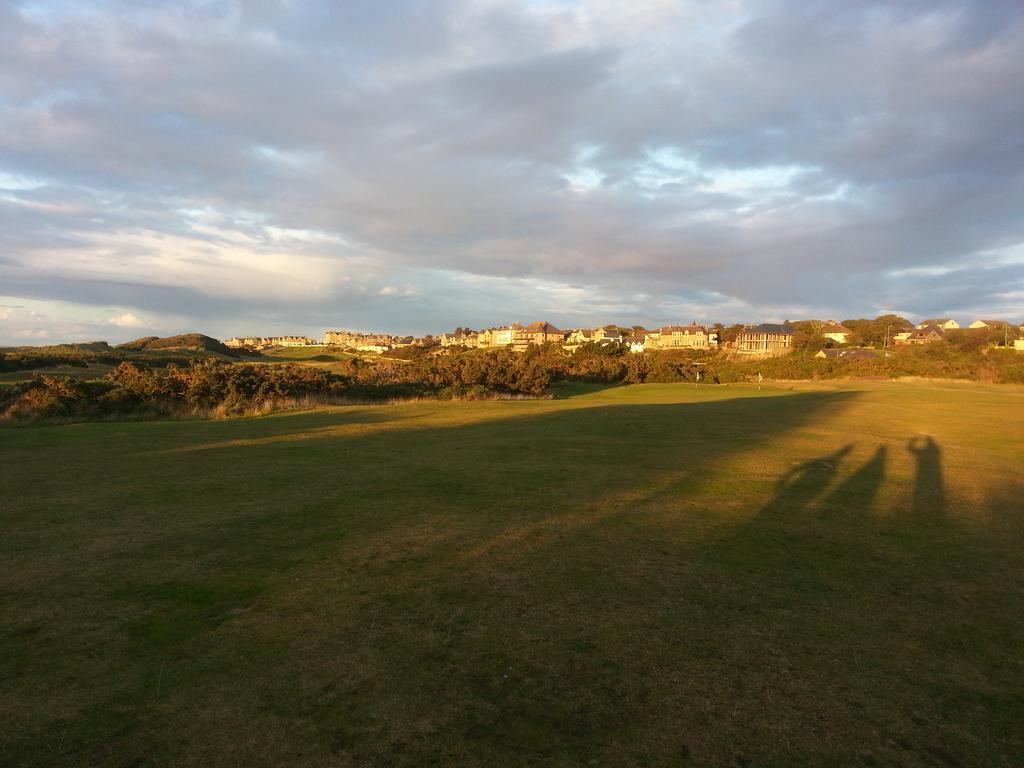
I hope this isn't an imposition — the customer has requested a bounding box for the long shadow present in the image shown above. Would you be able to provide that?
[700,440,904,583]
[3,388,866,764]
[124,406,417,454]
[160,408,423,454]
[551,381,629,399]
[766,444,855,513]
[691,436,1024,764]
[697,443,880,586]
[6,389,858,587]
[908,434,945,518]
[819,444,889,515]
[3,390,864,586]
[8,391,1024,765]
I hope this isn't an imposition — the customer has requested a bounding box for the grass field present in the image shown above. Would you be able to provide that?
[2,381,1022,766]
[259,346,405,365]
[259,346,359,361]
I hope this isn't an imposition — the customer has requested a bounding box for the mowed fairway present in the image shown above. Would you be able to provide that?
[2,382,1023,767]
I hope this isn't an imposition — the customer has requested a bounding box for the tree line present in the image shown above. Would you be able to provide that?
[2,335,1022,422]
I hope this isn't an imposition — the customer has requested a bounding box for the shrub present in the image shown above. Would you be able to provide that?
[5,339,1022,424]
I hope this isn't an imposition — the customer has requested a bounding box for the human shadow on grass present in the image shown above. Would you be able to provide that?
[693,442,888,589]
[712,434,947,559]
[691,437,1024,766]
[771,443,857,512]
[908,434,945,518]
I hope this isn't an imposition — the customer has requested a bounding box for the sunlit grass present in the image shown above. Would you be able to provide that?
[1,381,1022,766]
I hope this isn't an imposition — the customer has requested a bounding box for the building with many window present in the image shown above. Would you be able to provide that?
[324,330,396,348]
[735,323,794,355]
[645,325,710,350]
[517,321,565,348]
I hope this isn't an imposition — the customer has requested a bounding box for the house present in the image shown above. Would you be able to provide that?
[324,330,397,348]
[892,331,913,346]
[968,319,1010,330]
[815,348,878,360]
[624,336,648,353]
[225,336,283,349]
[735,323,794,355]
[1015,339,1024,352]
[473,325,520,348]
[518,321,565,347]
[820,321,853,344]
[645,324,710,350]
[565,329,594,346]
[324,330,360,346]
[592,325,623,343]
[489,324,520,347]
[917,318,959,330]
[268,336,316,347]
[563,326,622,347]
[906,325,945,344]
[439,331,478,348]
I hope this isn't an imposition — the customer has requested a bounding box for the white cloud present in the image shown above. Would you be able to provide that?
[377,285,417,297]
[0,0,1021,340]
[107,312,144,327]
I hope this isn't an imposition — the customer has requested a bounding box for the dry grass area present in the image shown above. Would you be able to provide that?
[1,380,1022,767]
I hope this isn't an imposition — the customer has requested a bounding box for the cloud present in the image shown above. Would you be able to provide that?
[0,0,1022,344]
[377,286,417,297]
[107,312,144,327]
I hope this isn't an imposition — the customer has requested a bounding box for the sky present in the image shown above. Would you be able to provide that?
[1,0,1023,344]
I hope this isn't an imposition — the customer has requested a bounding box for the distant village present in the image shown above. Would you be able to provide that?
[224,317,1024,356]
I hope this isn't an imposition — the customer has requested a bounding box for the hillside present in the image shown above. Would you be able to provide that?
[115,333,240,356]
[0,341,113,354]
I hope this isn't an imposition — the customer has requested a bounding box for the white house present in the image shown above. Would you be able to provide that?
[917,318,959,330]
[820,322,852,344]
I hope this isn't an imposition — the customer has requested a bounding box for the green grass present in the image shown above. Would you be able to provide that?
[260,346,358,361]
[257,346,402,371]
[1,381,1023,766]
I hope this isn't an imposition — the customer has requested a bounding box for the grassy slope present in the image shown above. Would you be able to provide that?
[0,348,233,384]
[260,347,358,360]
[256,347,363,371]
[259,346,411,366]
[1,381,1022,767]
